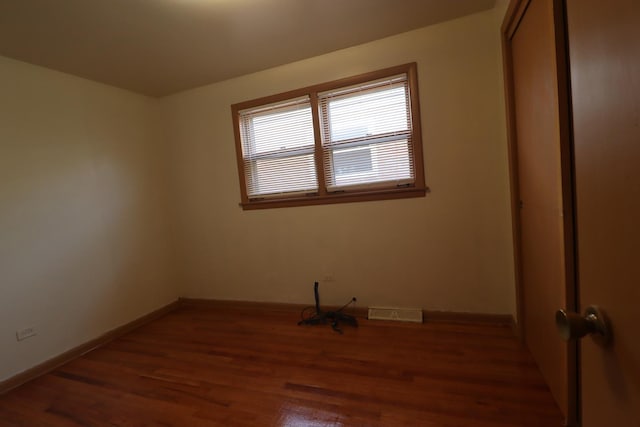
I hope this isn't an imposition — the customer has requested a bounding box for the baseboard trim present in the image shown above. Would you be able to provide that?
[179,298,515,326]
[0,300,181,395]
[179,297,374,318]
[179,297,307,312]
[423,310,514,326]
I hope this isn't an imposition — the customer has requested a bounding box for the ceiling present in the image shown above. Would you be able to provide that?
[0,0,495,97]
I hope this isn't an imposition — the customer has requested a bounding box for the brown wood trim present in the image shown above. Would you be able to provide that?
[503,0,531,39]
[179,298,308,312]
[240,186,428,210]
[231,63,427,210]
[231,104,250,204]
[179,298,514,327]
[407,61,426,189]
[0,300,181,395]
[501,0,527,343]
[423,311,514,326]
[309,91,328,197]
[179,298,369,318]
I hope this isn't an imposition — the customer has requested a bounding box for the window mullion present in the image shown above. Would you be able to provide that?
[310,91,327,196]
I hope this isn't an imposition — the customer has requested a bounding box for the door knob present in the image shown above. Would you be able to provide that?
[555,305,611,346]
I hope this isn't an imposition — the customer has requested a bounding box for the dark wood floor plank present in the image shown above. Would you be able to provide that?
[0,306,564,426]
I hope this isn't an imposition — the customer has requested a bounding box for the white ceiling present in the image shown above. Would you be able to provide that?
[0,0,495,97]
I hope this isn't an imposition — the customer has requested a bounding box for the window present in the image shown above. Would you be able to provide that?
[231,63,426,209]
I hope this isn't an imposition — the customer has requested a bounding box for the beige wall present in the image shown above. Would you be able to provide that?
[162,7,515,314]
[0,56,178,381]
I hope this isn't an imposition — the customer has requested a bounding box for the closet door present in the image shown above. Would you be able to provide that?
[502,0,576,424]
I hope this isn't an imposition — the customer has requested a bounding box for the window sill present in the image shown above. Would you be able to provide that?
[239,186,429,210]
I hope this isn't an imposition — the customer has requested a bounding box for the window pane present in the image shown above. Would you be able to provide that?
[239,97,318,198]
[248,154,317,197]
[327,86,408,142]
[250,106,315,155]
[320,75,415,191]
[329,139,412,188]
[333,146,372,175]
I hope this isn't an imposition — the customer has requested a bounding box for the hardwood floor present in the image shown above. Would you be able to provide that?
[0,303,564,426]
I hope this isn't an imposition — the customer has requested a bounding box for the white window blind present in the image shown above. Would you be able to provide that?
[238,96,318,199]
[318,74,414,192]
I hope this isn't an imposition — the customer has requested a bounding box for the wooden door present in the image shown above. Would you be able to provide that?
[566,0,640,425]
[502,0,576,424]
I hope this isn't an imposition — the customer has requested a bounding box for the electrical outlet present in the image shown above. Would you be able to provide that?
[16,327,36,341]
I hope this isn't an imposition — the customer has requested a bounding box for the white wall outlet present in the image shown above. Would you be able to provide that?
[16,327,36,341]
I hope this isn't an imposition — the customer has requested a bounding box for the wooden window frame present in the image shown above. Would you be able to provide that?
[231,63,427,210]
